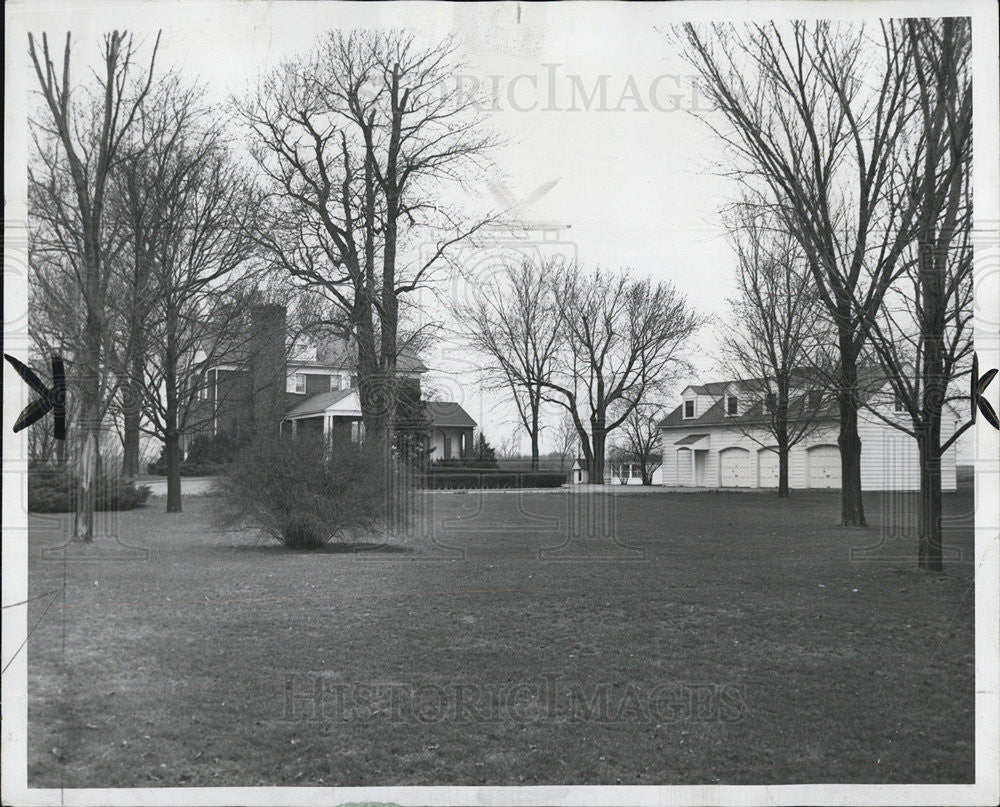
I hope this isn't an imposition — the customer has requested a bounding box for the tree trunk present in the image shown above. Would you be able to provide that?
[121,381,141,478]
[74,306,102,542]
[837,343,866,526]
[74,426,99,542]
[916,433,944,571]
[165,429,182,514]
[530,399,540,471]
[123,253,147,478]
[777,445,790,498]
[355,309,385,445]
[776,416,790,498]
[590,420,606,484]
[165,353,182,513]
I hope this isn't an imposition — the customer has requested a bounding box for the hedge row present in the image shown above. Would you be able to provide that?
[418,469,567,490]
[29,466,152,513]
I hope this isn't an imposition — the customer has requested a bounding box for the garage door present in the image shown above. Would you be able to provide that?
[719,448,751,487]
[676,449,693,486]
[807,445,841,488]
[758,448,779,487]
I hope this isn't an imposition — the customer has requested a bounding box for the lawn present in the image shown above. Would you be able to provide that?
[26,487,975,786]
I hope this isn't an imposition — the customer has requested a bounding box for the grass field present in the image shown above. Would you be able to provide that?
[26,487,975,786]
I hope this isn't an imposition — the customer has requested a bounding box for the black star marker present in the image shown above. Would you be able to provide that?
[4,354,66,439]
[971,353,998,430]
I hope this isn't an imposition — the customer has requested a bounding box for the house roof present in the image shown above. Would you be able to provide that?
[283,388,357,419]
[283,395,477,427]
[310,336,428,373]
[204,320,428,375]
[660,365,909,430]
[424,401,477,428]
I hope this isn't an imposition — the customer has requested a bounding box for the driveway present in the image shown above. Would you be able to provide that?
[141,476,219,497]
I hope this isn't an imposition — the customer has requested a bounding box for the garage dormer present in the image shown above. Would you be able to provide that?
[723,382,742,417]
[680,386,700,419]
[680,383,727,419]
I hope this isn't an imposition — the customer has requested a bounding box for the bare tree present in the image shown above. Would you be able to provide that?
[240,30,494,454]
[108,76,205,478]
[861,18,973,571]
[676,21,920,525]
[453,257,562,469]
[616,403,665,486]
[719,203,831,497]
[116,114,264,513]
[552,411,580,472]
[28,30,161,541]
[492,429,524,462]
[542,266,700,484]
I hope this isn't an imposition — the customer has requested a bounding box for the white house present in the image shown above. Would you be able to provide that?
[607,459,663,486]
[658,379,960,491]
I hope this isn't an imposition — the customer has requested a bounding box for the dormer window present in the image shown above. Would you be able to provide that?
[684,400,695,419]
[727,395,738,416]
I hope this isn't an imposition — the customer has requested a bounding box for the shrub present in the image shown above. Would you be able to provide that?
[28,464,152,513]
[217,436,402,549]
[147,433,234,476]
[146,434,234,476]
[185,432,244,465]
[419,469,567,490]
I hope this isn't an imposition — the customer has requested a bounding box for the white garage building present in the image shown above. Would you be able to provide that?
[659,379,960,491]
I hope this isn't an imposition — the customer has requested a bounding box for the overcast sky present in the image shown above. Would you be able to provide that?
[10,0,994,453]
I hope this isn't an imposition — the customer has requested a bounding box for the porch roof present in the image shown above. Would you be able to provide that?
[424,401,476,428]
[674,433,710,446]
[283,389,360,420]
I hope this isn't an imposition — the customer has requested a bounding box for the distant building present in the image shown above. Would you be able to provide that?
[607,457,663,486]
[658,377,961,491]
[195,304,475,460]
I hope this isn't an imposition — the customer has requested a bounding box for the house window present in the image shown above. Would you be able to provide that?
[444,434,452,459]
[727,395,738,416]
[330,375,341,392]
[808,389,823,408]
[287,373,306,394]
[765,392,776,413]
[684,400,695,419]
[894,394,905,413]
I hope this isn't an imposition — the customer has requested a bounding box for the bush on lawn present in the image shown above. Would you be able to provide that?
[146,432,243,476]
[420,469,567,490]
[28,463,152,513]
[217,435,402,549]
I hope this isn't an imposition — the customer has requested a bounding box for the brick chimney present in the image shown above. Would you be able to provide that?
[248,304,287,437]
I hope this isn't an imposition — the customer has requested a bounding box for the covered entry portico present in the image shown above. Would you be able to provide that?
[675,433,709,486]
[281,389,366,444]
